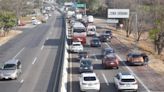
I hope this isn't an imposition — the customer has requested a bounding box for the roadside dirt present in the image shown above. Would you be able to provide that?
[0,30,22,46]
[94,18,164,75]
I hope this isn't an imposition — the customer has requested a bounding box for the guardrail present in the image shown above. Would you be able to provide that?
[59,13,68,92]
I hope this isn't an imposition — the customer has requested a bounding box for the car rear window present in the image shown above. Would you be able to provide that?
[81,61,91,66]
[84,77,96,81]
[73,44,80,46]
[3,64,16,70]
[121,79,135,82]
[105,50,114,54]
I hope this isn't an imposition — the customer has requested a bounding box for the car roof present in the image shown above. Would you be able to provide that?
[4,59,19,65]
[79,51,87,54]
[105,53,116,58]
[80,59,91,62]
[87,25,96,28]
[105,30,112,32]
[92,38,99,40]
[104,47,114,51]
[119,72,135,79]
[81,72,96,77]
[72,41,81,44]
[129,53,143,57]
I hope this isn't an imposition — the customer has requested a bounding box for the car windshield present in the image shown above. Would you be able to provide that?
[73,29,85,33]
[133,54,142,58]
[105,50,114,54]
[121,79,135,82]
[84,77,96,81]
[102,34,109,37]
[3,64,16,70]
[73,44,80,46]
[81,61,91,66]
[107,57,116,60]
[93,39,99,42]
[89,28,95,31]
[105,31,112,34]
[79,52,87,54]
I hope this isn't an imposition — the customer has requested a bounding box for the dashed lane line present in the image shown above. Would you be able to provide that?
[20,79,24,83]
[32,57,37,65]
[102,73,109,86]
[41,45,44,50]
[105,42,151,92]
[13,48,25,59]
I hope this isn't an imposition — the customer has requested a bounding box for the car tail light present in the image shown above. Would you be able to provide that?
[133,82,138,85]
[119,82,125,85]
[94,82,99,85]
[82,83,87,85]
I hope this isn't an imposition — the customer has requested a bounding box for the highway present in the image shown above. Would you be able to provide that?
[0,9,64,92]
[67,19,164,92]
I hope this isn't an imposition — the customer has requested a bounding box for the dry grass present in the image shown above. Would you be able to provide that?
[112,29,164,74]
[0,30,22,46]
[20,15,44,23]
[94,17,164,74]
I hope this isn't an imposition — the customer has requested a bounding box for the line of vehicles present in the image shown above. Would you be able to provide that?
[65,3,150,92]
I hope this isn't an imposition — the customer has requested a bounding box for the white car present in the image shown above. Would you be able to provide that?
[79,72,100,92]
[32,19,41,25]
[87,24,96,36]
[71,41,83,52]
[114,72,138,92]
[0,59,22,80]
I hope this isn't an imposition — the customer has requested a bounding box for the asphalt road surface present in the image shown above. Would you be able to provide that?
[0,10,64,92]
[67,19,164,92]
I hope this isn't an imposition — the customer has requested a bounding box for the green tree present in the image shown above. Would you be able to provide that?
[149,0,164,55]
[0,11,16,36]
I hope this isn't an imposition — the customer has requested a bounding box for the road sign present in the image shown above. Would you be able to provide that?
[108,9,129,18]
[76,4,86,8]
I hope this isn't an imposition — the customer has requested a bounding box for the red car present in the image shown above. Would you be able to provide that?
[102,54,119,69]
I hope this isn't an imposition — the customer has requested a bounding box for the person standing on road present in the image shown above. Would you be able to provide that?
[142,53,149,65]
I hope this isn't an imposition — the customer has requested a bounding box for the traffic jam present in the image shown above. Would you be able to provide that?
[64,2,162,92]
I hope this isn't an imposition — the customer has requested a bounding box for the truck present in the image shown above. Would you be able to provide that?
[72,21,86,45]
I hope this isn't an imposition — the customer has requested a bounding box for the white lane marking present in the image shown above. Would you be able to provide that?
[41,46,44,50]
[102,73,109,86]
[49,31,52,35]
[13,48,25,59]
[46,37,49,40]
[70,54,73,92]
[105,43,151,92]
[32,57,37,64]
[20,79,24,83]
[94,55,109,86]
[94,54,98,61]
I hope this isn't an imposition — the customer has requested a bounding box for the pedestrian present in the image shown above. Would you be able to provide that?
[142,53,149,65]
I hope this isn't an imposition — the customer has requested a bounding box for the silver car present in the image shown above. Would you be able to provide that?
[0,59,22,80]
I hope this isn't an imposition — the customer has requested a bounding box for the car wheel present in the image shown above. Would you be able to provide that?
[117,89,122,92]
[134,90,138,92]
[116,67,119,69]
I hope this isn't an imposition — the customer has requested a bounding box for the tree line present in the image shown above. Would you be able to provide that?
[71,0,164,55]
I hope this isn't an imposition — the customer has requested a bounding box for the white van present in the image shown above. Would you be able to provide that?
[76,14,82,20]
[87,24,96,36]
[87,15,94,23]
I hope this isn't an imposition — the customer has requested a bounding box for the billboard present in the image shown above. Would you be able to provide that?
[108,9,129,18]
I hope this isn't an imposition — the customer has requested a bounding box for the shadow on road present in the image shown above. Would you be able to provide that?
[67,67,80,74]
[44,39,60,46]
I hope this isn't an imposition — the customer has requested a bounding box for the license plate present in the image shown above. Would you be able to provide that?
[126,84,130,87]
